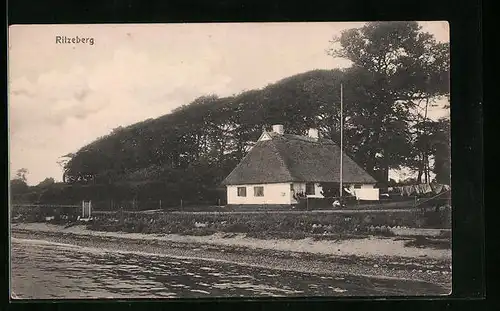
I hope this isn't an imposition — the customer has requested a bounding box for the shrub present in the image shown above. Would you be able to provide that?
[16,206,452,237]
[224,223,250,233]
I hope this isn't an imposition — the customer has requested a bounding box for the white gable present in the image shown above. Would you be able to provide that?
[257,131,272,142]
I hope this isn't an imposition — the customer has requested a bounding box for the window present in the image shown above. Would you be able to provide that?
[354,184,362,189]
[254,186,264,197]
[305,183,315,195]
[237,187,247,197]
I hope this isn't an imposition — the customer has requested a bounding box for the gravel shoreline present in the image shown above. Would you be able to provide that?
[11,223,451,260]
[11,225,451,293]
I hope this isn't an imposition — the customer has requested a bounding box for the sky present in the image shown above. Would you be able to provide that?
[8,22,450,185]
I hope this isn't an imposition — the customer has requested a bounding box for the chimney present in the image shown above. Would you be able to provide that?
[272,124,284,135]
[308,128,319,140]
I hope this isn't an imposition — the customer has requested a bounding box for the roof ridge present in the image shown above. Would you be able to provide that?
[276,134,337,146]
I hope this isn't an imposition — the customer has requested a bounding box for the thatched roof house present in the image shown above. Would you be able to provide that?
[222,125,378,206]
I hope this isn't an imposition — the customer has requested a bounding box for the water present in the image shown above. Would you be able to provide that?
[10,238,443,299]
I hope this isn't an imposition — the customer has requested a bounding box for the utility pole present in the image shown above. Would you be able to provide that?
[339,83,344,202]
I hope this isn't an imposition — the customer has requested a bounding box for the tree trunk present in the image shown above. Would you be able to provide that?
[423,98,430,184]
[417,152,425,183]
[424,160,428,183]
[425,153,431,183]
[382,165,390,184]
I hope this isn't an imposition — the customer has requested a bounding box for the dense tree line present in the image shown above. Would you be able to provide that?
[11,22,450,206]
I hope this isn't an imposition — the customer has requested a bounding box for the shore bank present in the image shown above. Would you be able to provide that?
[11,222,451,290]
[12,222,450,260]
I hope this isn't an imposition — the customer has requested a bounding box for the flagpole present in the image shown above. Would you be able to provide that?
[340,83,343,201]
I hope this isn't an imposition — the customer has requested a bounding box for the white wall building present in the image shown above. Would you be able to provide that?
[222,125,379,206]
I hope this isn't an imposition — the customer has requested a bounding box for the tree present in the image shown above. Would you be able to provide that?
[59,43,450,207]
[429,118,451,184]
[36,177,56,188]
[329,22,450,182]
[11,168,29,200]
[58,153,74,183]
[15,168,29,182]
[10,179,29,195]
[408,116,450,184]
[9,168,31,203]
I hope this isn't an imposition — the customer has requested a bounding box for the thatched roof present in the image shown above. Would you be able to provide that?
[222,133,377,185]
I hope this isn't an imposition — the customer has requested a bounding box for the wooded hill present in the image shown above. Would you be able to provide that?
[12,22,451,207]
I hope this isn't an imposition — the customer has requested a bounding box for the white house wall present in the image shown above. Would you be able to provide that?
[294,183,373,196]
[354,188,380,200]
[291,183,323,196]
[346,183,374,192]
[291,182,324,203]
[228,182,377,205]
[227,183,292,205]
[299,183,376,201]
[314,183,324,197]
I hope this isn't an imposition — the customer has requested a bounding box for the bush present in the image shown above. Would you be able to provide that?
[419,207,451,229]
[224,223,250,233]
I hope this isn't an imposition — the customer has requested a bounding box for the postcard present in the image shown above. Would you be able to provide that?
[9,22,451,299]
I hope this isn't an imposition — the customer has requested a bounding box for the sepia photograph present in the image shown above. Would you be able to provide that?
[8,22,451,299]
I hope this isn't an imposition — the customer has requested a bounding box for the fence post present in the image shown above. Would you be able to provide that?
[181,199,183,210]
[159,199,162,210]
